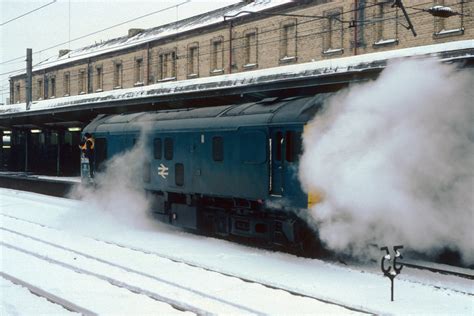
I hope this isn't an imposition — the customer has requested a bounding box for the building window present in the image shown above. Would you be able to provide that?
[134,57,143,85]
[187,44,199,78]
[78,69,86,94]
[50,77,56,98]
[353,0,367,49]
[373,1,398,47]
[323,9,344,55]
[37,79,43,100]
[158,50,177,81]
[244,29,258,69]
[210,37,224,74]
[15,84,20,103]
[280,20,297,62]
[95,66,103,91]
[433,0,464,38]
[63,72,70,96]
[114,61,122,88]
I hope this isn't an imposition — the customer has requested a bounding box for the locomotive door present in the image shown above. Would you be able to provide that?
[270,127,303,198]
[191,133,204,191]
[270,129,284,196]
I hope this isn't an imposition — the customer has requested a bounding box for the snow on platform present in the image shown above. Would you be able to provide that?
[0,188,473,315]
[0,172,81,184]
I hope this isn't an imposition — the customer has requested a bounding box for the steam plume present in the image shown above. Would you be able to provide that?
[299,58,474,264]
[67,123,157,232]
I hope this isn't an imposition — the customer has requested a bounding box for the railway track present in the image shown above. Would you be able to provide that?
[0,213,367,315]
[0,272,96,315]
[2,201,473,283]
[3,209,473,310]
[399,259,474,281]
[1,182,472,314]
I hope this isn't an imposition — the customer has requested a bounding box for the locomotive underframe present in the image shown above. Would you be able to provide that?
[147,190,311,249]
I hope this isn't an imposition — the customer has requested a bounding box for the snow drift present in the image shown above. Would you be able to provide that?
[299,58,474,264]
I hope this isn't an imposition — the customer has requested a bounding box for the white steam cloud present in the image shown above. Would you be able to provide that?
[67,123,158,233]
[299,58,474,264]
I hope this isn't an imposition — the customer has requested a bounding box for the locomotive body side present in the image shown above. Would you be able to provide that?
[82,94,329,248]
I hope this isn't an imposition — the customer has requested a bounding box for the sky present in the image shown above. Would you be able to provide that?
[0,0,242,104]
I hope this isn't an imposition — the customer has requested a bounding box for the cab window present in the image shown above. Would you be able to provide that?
[212,136,224,162]
[164,137,173,160]
[154,138,162,159]
[285,131,302,163]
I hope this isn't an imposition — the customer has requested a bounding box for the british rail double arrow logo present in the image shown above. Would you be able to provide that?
[157,163,169,179]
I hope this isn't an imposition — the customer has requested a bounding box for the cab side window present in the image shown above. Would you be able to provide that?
[164,137,173,160]
[274,131,283,161]
[285,131,302,163]
[212,136,224,162]
[154,138,162,159]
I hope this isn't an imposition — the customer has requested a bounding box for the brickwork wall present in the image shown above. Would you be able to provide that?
[10,0,473,104]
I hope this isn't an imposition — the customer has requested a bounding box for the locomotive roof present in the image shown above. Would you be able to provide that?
[84,93,332,134]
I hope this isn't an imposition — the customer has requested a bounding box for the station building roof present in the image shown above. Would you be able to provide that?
[9,0,294,77]
[1,40,473,130]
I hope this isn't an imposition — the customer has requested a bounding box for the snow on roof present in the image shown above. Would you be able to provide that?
[1,39,472,116]
[29,0,294,73]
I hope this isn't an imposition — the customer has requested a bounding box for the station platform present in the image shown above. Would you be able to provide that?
[0,172,79,197]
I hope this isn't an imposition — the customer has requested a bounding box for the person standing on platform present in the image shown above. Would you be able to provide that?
[80,132,95,178]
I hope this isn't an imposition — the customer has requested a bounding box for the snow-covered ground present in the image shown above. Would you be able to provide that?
[1,188,473,315]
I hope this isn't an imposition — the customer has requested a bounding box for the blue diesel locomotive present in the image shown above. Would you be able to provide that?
[82,94,328,249]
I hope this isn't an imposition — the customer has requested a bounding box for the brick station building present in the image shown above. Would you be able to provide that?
[8,0,473,104]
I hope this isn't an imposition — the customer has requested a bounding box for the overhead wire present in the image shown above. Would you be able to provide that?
[0,0,57,27]
[0,0,191,66]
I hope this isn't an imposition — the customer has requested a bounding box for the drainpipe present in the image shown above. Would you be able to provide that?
[146,42,150,84]
[87,58,92,93]
[26,48,32,109]
[228,20,233,74]
[354,0,358,56]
